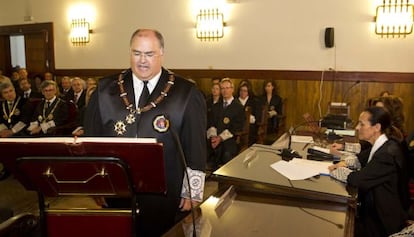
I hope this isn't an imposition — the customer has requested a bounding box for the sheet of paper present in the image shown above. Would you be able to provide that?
[289,158,331,175]
[270,160,320,180]
[291,135,314,143]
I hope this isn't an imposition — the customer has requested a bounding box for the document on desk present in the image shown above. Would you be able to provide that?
[270,158,331,180]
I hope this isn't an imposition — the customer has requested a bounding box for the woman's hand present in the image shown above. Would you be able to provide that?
[329,143,344,156]
[328,161,346,172]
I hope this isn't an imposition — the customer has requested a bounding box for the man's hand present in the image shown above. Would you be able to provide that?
[329,143,344,156]
[328,161,346,172]
[268,110,277,118]
[179,198,200,211]
[30,126,42,135]
[0,129,13,138]
[93,197,108,207]
[210,136,222,149]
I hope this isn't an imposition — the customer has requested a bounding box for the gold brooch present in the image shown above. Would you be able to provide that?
[125,113,136,124]
[223,117,230,124]
[114,121,127,135]
[153,115,169,133]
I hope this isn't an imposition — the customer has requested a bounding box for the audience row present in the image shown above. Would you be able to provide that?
[0,74,97,137]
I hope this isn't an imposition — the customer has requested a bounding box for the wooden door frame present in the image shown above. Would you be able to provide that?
[0,22,55,76]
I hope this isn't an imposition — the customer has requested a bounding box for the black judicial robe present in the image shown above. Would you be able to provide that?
[32,98,68,129]
[84,68,207,235]
[348,139,409,237]
[209,98,245,163]
[261,94,283,133]
[66,89,86,110]
[0,96,32,134]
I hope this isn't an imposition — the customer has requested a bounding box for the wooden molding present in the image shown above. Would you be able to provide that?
[0,22,52,34]
[55,69,122,78]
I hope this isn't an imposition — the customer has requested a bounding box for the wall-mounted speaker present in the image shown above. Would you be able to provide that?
[324,27,334,48]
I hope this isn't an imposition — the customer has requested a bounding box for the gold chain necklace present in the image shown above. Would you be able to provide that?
[39,98,61,122]
[2,97,21,124]
[114,69,175,135]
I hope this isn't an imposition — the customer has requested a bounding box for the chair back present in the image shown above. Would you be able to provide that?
[256,105,269,144]
[236,106,251,152]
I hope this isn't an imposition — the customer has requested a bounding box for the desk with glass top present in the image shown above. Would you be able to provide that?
[164,188,353,237]
[164,133,357,237]
[212,145,356,205]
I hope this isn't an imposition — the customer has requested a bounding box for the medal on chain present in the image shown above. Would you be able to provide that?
[113,69,175,135]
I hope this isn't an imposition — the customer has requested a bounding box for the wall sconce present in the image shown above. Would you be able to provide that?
[196,8,225,41]
[375,0,414,37]
[70,18,92,46]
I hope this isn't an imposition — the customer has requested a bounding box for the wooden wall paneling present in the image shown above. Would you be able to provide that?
[25,32,48,76]
[53,69,414,134]
[0,36,11,75]
[192,76,413,135]
[390,82,414,134]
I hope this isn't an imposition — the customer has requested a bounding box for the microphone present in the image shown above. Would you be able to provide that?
[280,119,322,161]
[341,80,360,105]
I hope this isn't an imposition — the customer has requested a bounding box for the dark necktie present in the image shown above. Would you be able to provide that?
[8,102,13,111]
[24,92,29,98]
[47,101,51,108]
[223,101,228,108]
[138,81,149,108]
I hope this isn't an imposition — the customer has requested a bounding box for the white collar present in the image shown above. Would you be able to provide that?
[368,134,388,163]
[132,70,162,108]
[47,96,57,104]
[238,96,248,106]
[223,97,234,105]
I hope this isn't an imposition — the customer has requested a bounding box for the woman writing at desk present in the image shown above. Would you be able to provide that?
[329,106,410,237]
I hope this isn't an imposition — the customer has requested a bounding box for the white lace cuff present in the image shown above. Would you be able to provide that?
[180,167,205,202]
[389,222,414,237]
[219,129,233,141]
[330,167,352,183]
[40,122,49,133]
[206,127,217,139]
[27,121,39,131]
[268,110,277,117]
[0,123,7,132]
[249,115,256,124]
[344,142,361,154]
[12,121,26,134]
[343,154,361,170]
